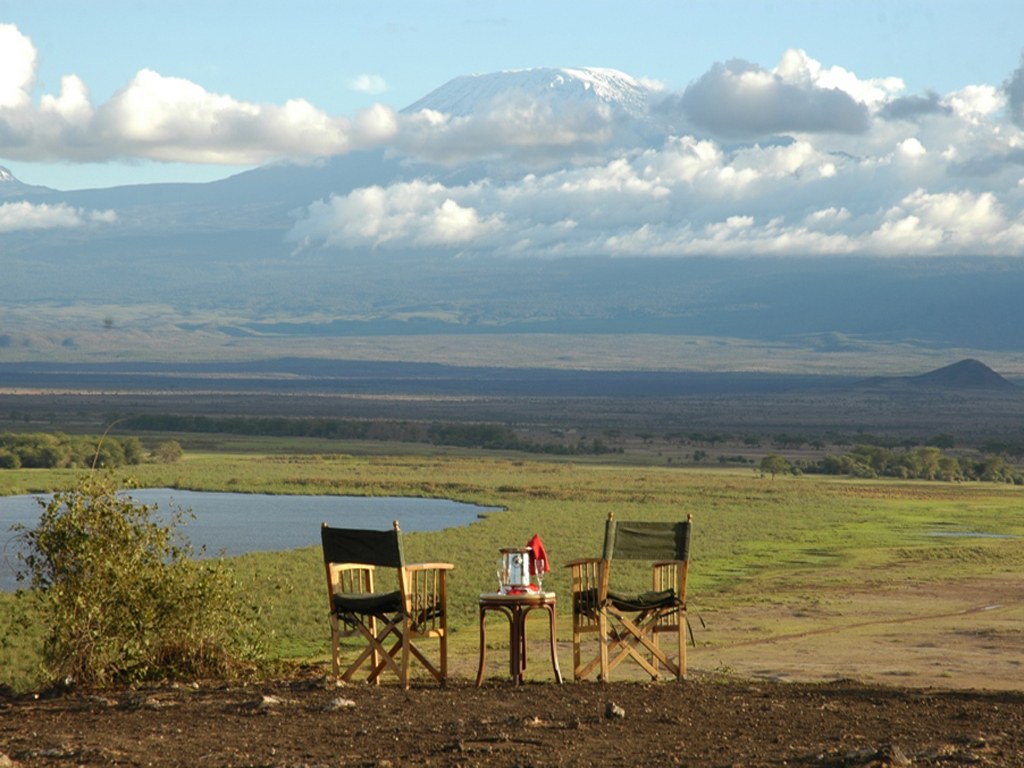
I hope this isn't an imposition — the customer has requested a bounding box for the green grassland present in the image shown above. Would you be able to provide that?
[2,443,1023,692]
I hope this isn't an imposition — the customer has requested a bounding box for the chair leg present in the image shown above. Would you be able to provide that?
[440,630,448,685]
[605,612,681,680]
[677,614,687,680]
[400,618,412,690]
[369,615,381,686]
[572,624,582,681]
[329,616,341,677]
[598,612,610,682]
[338,618,406,684]
[650,624,660,679]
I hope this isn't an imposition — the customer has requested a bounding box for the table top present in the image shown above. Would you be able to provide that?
[479,590,556,604]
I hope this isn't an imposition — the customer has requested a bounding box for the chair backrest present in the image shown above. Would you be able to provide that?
[321,521,406,569]
[602,515,692,562]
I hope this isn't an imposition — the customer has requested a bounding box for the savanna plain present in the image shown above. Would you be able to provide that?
[1,378,1023,767]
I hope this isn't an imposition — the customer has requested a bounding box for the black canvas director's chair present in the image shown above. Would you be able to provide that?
[566,512,692,682]
[321,521,453,688]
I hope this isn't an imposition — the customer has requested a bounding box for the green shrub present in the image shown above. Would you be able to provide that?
[14,474,264,687]
[155,440,184,463]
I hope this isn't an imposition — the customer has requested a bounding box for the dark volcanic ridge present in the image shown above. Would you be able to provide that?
[859,358,1019,392]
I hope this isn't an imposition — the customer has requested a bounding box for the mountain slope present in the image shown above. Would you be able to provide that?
[5,69,1024,362]
[400,66,656,118]
[908,359,1018,390]
[860,359,1019,391]
[0,165,52,198]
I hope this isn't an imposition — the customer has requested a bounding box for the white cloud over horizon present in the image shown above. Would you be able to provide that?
[0,200,116,232]
[4,22,1024,256]
[0,25,399,165]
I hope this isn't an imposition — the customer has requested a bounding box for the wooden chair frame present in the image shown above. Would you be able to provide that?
[322,521,453,688]
[566,513,692,682]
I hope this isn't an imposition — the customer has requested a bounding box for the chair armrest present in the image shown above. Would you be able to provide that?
[326,563,376,595]
[329,563,376,575]
[565,557,608,603]
[565,558,608,620]
[405,562,455,572]
[651,560,687,596]
[564,557,605,568]
[402,563,452,629]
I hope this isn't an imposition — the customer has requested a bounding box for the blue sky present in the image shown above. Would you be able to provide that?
[4,2,1024,259]
[2,1,1023,189]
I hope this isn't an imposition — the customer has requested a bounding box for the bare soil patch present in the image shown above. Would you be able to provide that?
[3,676,1023,768]
[692,576,1024,692]
[2,577,1021,767]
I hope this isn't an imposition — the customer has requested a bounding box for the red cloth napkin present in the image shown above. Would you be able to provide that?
[527,534,549,575]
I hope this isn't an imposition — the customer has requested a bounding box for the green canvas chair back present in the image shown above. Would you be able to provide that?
[602,518,692,562]
[321,523,406,569]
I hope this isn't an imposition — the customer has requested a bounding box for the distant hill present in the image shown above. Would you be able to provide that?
[860,359,1019,391]
[0,164,52,198]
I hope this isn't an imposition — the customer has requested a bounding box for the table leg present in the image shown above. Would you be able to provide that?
[478,604,518,685]
[518,606,529,681]
[547,604,564,683]
[478,599,561,685]
[510,605,523,683]
[475,604,487,686]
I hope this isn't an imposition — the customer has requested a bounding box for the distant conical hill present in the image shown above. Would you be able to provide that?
[860,359,1018,391]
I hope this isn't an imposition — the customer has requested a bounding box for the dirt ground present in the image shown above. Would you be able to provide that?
[1,577,1022,767]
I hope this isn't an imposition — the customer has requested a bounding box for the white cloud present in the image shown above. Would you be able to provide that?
[806,206,851,226]
[350,74,388,95]
[393,93,625,168]
[0,24,35,109]
[289,180,504,250]
[661,49,888,138]
[869,188,1024,255]
[0,28,393,164]
[91,69,370,163]
[897,137,927,160]
[289,105,1024,258]
[40,75,94,122]
[1005,54,1024,128]
[947,84,1003,121]
[0,201,117,232]
[775,48,903,110]
[5,24,1024,259]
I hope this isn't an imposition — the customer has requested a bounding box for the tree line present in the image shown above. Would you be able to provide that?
[0,432,184,469]
[763,444,1023,484]
[0,432,145,470]
[119,414,619,455]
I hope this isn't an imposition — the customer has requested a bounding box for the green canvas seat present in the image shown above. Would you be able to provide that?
[607,588,678,613]
[332,590,403,616]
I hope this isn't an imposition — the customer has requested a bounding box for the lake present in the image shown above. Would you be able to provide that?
[0,489,496,592]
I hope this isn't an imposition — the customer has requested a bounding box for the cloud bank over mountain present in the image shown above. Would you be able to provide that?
[4,22,1024,257]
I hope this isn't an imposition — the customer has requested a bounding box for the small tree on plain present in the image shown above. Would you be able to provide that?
[155,440,184,463]
[760,453,790,479]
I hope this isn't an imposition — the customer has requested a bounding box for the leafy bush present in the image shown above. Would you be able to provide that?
[14,474,264,687]
[155,440,184,463]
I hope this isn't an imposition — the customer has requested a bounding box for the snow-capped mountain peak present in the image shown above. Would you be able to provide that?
[0,166,16,183]
[401,66,656,118]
